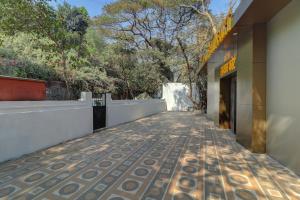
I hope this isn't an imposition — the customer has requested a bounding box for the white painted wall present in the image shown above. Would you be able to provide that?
[266,0,300,174]
[106,94,166,127]
[0,93,93,163]
[207,62,220,124]
[162,83,198,111]
[206,49,228,124]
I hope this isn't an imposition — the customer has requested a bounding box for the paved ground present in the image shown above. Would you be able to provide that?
[0,112,300,200]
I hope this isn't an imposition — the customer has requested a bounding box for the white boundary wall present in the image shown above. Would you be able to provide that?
[0,92,93,163]
[106,94,166,127]
[162,83,199,111]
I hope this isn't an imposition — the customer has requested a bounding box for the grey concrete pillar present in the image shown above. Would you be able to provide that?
[80,92,93,106]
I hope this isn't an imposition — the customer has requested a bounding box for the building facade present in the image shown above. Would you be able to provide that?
[202,0,300,174]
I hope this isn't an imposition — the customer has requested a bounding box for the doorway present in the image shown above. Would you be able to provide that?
[219,73,237,133]
[93,94,106,130]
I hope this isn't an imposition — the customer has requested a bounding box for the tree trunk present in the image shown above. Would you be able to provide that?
[77,34,84,58]
[177,37,201,109]
[61,51,71,99]
[126,80,134,99]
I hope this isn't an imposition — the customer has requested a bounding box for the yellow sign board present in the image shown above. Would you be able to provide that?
[201,9,233,64]
[220,56,236,77]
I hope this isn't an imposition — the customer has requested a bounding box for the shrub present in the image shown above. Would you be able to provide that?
[0,47,61,81]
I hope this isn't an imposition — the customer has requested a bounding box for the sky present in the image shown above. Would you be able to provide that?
[50,0,229,17]
[50,0,115,17]
[209,0,230,15]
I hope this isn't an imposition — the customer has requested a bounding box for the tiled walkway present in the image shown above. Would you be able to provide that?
[0,112,300,200]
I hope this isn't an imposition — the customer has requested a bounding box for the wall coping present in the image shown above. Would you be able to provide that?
[0,75,46,83]
[0,100,91,114]
[110,99,165,105]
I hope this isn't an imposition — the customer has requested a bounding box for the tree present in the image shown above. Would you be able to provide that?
[95,0,208,99]
[1,0,238,103]
[98,0,200,80]
[179,0,217,34]
[1,1,114,98]
[102,0,212,105]
[0,0,55,36]
[50,3,89,97]
[174,0,238,109]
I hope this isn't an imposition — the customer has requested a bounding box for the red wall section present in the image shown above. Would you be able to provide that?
[0,76,46,101]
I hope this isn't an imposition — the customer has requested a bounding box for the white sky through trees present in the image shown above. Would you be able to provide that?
[50,0,232,17]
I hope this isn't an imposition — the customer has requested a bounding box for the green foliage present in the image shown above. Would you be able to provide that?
[0,0,55,36]
[97,0,209,98]
[72,67,115,94]
[136,92,152,100]
[1,33,58,67]
[0,30,115,97]
[0,0,216,102]
[0,0,114,98]
[85,28,106,58]
[0,47,60,80]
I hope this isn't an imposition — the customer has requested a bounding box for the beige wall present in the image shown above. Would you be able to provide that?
[207,51,226,124]
[266,0,300,174]
[207,62,219,124]
[252,24,267,153]
[236,24,267,153]
[236,27,254,149]
[206,23,267,152]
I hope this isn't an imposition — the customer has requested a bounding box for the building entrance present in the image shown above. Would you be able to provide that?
[219,73,237,133]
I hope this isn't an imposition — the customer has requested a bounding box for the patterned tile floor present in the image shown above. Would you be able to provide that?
[0,112,300,200]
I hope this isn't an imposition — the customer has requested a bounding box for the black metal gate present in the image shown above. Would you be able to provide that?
[93,94,106,130]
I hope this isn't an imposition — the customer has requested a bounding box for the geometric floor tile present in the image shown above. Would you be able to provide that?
[0,112,299,200]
